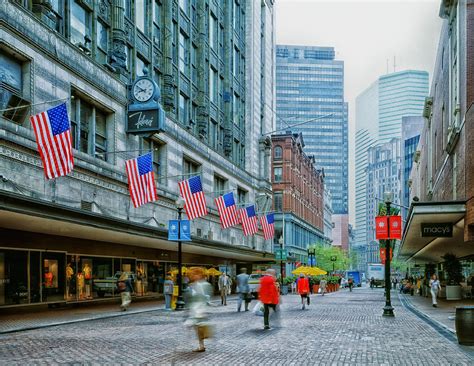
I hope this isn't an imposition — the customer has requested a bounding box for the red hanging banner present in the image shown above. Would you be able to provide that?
[389,216,402,239]
[380,248,393,264]
[375,216,389,239]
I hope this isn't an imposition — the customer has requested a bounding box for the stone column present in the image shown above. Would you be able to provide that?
[223,0,233,157]
[111,0,128,78]
[162,0,175,112]
[196,0,208,139]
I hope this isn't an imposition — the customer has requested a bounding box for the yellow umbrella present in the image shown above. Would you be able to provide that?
[292,266,327,276]
[307,267,327,276]
[169,266,188,275]
[206,268,222,276]
[291,266,313,275]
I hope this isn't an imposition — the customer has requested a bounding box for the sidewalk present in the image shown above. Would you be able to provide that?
[0,295,238,334]
[399,292,474,333]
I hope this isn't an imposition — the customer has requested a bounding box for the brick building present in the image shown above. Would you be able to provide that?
[401,1,474,276]
[271,132,325,273]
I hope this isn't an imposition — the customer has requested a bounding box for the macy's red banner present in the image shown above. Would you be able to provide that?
[375,215,402,240]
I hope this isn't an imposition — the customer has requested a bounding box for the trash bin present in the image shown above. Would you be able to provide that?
[455,306,474,345]
[171,285,179,310]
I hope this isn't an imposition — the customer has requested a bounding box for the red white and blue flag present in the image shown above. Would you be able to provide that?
[260,213,275,240]
[125,153,158,208]
[178,176,208,220]
[30,103,74,179]
[240,205,259,236]
[215,192,239,229]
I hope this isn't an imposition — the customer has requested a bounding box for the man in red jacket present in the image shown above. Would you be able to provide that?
[297,273,310,310]
[259,268,279,330]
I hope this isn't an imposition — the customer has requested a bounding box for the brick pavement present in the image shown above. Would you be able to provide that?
[0,287,473,365]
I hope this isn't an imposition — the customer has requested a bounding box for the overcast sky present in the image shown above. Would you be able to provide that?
[275,0,443,225]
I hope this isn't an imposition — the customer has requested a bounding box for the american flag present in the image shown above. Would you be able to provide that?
[30,103,74,179]
[215,192,239,229]
[240,205,259,236]
[178,176,208,220]
[125,153,158,208]
[260,213,275,240]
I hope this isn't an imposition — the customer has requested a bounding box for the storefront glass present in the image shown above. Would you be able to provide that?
[91,257,113,299]
[0,249,28,305]
[42,252,65,302]
[30,251,41,303]
[145,261,166,294]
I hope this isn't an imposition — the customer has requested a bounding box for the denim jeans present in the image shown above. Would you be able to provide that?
[165,294,172,309]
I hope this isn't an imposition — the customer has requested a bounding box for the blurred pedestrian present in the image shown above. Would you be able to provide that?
[348,277,354,292]
[259,269,279,330]
[236,268,251,312]
[429,274,441,308]
[218,272,232,306]
[118,272,133,311]
[319,277,327,296]
[184,267,213,352]
[163,275,174,311]
[297,273,310,309]
[370,277,375,289]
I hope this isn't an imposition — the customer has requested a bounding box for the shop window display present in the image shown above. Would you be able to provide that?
[30,251,41,303]
[0,249,28,305]
[91,257,113,298]
[41,252,65,302]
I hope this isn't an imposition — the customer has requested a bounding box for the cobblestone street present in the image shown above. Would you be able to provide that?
[0,287,473,365]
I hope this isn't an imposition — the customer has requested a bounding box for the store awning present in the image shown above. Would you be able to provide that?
[0,190,273,263]
[399,201,469,263]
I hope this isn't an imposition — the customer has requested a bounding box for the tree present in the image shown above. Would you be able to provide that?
[313,244,350,272]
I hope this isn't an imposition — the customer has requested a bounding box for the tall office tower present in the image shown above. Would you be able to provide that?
[378,70,429,143]
[276,45,349,215]
[401,116,424,220]
[355,81,379,248]
[365,138,402,244]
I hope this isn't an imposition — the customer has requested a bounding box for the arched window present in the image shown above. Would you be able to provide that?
[274,145,283,159]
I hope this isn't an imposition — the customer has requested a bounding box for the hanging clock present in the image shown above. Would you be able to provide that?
[132,78,155,103]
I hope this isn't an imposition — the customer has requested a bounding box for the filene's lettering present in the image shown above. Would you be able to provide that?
[130,111,154,129]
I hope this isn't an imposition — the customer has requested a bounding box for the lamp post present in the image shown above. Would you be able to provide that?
[307,246,316,267]
[278,236,285,285]
[175,197,186,310]
[330,255,337,274]
[383,191,395,317]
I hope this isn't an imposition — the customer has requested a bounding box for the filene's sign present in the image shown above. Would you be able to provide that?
[420,223,453,237]
[127,109,160,133]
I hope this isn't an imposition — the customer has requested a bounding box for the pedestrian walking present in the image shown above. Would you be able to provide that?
[429,274,441,308]
[370,277,375,289]
[259,268,279,330]
[184,267,213,352]
[164,275,174,311]
[297,274,310,309]
[348,277,354,292]
[236,268,251,312]
[319,277,327,296]
[218,272,232,306]
[118,272,133,311]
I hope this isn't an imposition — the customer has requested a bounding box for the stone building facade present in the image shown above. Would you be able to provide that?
[0,0,275,307]
[401,0,474,267]
[271,132,325,271]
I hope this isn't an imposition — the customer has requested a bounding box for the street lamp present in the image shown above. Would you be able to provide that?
[307,246,316,267]
[383,191,395,317]
[278,236,285,284]
[330,255,337,274]
[175,197,186,310]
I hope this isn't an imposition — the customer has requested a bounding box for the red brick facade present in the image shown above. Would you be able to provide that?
[271,133,324,231]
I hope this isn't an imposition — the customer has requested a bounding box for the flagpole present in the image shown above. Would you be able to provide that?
[0,97,70,113]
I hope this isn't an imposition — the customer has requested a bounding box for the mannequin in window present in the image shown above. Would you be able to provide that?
[83,263,92,298]
[66,263,74,299]
[77,271,85,299]
[44,268,54,288]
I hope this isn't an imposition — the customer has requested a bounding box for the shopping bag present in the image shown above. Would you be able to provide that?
[318,288,322,294]
[252,300,264,316]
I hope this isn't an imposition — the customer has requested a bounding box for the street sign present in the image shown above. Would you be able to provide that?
[168,220,192,241]
[180,220,191,241]
[275,249,287,261]
[308,257,316,266]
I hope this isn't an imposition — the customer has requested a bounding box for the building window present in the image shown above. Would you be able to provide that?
[233,47,239,76]
[213,175,227,194]
[179,93,189,125]
[179,0,189,15]
[237,187,247,204]
[209,119,218,148]
[171,21,178,64]
[183,157,200,177]
[210,67,218,103]
[233,93,239,126]
[153,1,162,47]
[136,56,149,77]
[136,0,146,34]
[49,0,65,34]
[124,0,132,18]
[0,49,30,124]
[70,0,91,48]
[274,167,282,182]
[209,14,218,51]
[142,137,166,177]
[233,0,240,30]
[191,44,197,84]
[70,92,109,161]
[178,31,189,74]
[274,146,283,159]
[96,20,109,64]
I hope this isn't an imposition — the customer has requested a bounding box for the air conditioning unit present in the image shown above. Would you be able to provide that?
[445,124,460,154]
[427,179,434,198]
[413,150,421,163]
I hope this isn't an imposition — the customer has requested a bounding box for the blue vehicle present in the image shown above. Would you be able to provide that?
[346,271,362,287]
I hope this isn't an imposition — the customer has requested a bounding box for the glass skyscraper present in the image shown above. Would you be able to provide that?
[276,45,348,214]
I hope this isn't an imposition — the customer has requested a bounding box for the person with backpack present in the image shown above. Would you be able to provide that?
[297,273,310,309]
[118,272,133,311]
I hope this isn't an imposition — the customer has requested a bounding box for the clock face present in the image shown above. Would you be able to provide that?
[133,78,155,103]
